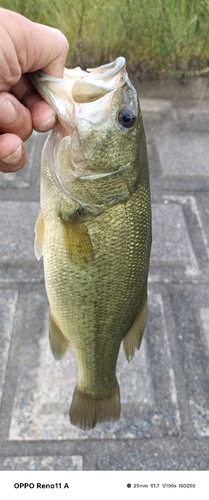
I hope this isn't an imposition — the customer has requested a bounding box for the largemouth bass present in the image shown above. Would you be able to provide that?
[30,57,151,430]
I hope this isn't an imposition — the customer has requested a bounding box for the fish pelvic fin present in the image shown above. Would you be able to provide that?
[123,290,148,362]
[69,379,120,430]
[49,313,70,360]
[34,209,44,260]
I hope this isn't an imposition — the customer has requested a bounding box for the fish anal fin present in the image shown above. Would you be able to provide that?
[34,210,44,260]
[123,291,148,362]
[49,314,70,360]
[69,379,120,430]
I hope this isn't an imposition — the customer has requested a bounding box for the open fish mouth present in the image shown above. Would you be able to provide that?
[29,57,128,127]
[66,56,126,101]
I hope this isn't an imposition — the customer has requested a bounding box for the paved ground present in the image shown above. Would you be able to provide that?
[1,78,209,471]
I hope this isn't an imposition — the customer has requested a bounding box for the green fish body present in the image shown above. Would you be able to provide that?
[31,57,151,430]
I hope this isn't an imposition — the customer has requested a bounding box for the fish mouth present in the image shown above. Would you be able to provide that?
[29,57,129,127]
[30,58,138,212]
[71,57,126,103]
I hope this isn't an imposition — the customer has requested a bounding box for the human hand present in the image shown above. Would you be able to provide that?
[0,8,69,172]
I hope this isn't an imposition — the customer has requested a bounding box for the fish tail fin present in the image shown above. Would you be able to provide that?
[69,379,120,430]
[123,290,148,361]
[49,313,70,360]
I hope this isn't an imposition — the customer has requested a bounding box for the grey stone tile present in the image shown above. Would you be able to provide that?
[0,201,39,262]
[141,99,175,130]
[141,99,173,113]
[8,288,181,440]
[199,308,209,352]
[150,200,199,279]
[0,289,18,401]
[0,201,43,282]
[155,132,209,176]
[151,203,196,263]
[0,455,83,470]
[136,76,209,102]
[177,104,209,132]
[97,451,209,470]
[195,194,209,253]
[170,285,209,437]
[179,195,209,267]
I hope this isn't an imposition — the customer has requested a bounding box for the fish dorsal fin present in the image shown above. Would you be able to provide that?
[123,291,148,361]
[34,210,45,260]
[49,313,70,360]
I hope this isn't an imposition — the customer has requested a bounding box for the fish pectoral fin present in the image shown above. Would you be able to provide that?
[49,313,70,360]
[60,216,93,264]
[123,290,148,362]
[34,210,44,260]
[69,379,120,430]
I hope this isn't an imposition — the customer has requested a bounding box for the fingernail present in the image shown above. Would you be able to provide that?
[0,99,17,124]
[1,144,23,165]
[37,113,56,132]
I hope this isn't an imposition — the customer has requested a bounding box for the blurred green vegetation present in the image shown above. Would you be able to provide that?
[1,0,209,78]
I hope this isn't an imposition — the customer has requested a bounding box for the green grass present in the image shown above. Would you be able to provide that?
[1,0,209,77]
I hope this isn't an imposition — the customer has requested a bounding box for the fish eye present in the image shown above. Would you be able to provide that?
[118,108,136,129]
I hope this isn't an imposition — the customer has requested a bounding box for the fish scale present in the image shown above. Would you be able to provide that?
[31,57,151,430]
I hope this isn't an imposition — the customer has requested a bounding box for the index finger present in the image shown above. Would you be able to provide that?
[26,24,69,77]
[0,9,69,80]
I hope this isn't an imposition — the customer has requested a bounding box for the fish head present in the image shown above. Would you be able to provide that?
[30,57,147,210]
